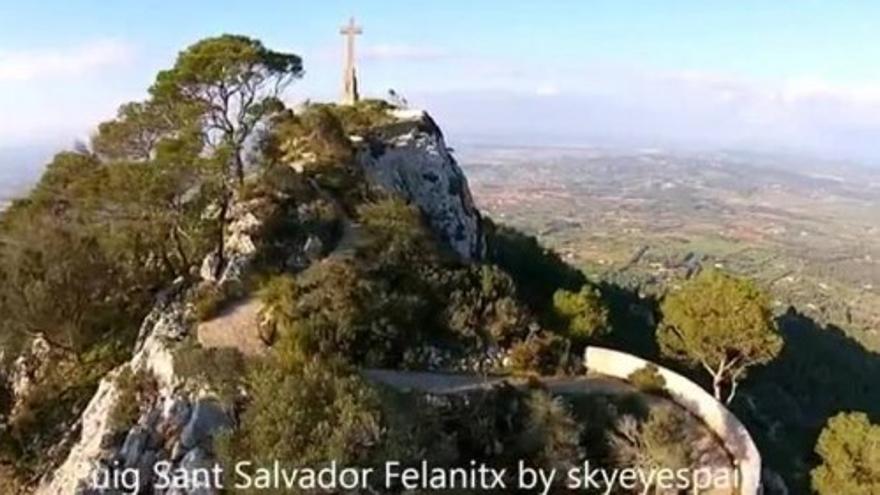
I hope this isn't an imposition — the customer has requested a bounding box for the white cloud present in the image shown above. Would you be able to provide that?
[535,83,560,96]
[412,63,880,161]
[780,78,880,104]
[653,69,880,107]
[0,39,133,82]
[360,43,449,61]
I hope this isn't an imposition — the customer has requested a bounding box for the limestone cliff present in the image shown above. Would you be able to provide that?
[358,109,484,260]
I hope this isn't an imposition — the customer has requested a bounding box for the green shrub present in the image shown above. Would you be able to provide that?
[0,379,12,420]
[108,367,158,432]
[356,197,438,266]
[517,390,584,472]
[507,332,569,375]
[270,105,362,194]
[215,357,385,493]
[190,281,248,322]
[327,99,395,136]
[256,274,298,345]
[0,464,25,493]
[296,198,341,241]
[368,387,458,467]
[419,384,526,465]
[243,184,342,273]
[444,265,532,347]
[191,284,228,321]
[627,364,667,395]
[411,385,584,477]
[553,285,610,343]
[0,405,19,468]
[173,343,246,407]
[5,345,126,472]
[609,405,692,484]
[811,412,880,495]
[270,259,428,368]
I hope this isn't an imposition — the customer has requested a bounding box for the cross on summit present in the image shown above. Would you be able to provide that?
[340,17,362,105]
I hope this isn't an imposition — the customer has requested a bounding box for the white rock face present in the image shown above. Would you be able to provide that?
[358,110,484,260]
[37,368,124,494]
[38,193,274,494]
[36,297,212,495]
[199,198,263,285]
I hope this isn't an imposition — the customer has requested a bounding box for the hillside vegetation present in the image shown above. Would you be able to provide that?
[0,35,877,495]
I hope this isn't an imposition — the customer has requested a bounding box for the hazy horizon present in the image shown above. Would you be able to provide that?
[3,1,880,179]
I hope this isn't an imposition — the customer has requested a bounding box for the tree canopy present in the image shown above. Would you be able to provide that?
[552,285,610,344]
[484,219,585,314]
[216,357,385,495]
[657,269,783,404]
[151,34,303,181]
[811,412,880,495]
[0,34,304,484]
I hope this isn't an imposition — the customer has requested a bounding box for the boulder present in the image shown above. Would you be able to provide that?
[198,252,221,283]
[119,427,149,468]
[10,334,54,401]
[179,399,230,450]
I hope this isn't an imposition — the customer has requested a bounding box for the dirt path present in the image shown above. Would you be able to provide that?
[361,369,634,396]
[197,183,365,357]
[196,298,268,357]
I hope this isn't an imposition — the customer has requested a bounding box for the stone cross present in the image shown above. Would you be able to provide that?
[340,17,362,104]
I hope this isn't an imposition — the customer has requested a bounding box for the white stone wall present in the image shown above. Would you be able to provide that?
[584,346,762,495]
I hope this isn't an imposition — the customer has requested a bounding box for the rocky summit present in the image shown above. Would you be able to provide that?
[359,109,484,261]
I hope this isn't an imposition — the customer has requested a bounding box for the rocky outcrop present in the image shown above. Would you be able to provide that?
[36,293,231,495]
[358,109,484,260]
[37,196,268,494]
[199,198,264,285]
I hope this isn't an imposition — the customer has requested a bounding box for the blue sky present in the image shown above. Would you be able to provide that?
[2,1,880,163]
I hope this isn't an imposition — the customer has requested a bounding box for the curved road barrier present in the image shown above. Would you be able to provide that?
[583,346,762,495]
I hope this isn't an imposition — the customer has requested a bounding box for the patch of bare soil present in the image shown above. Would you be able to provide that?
[197,298,269,357]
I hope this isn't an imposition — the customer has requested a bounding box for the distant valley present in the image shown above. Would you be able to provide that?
[460,146,880,351]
